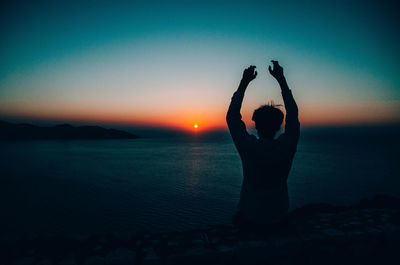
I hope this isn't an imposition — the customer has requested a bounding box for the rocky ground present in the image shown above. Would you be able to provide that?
[2,195,400,265]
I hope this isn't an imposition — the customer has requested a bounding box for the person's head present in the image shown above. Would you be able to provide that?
[252,103,284,139]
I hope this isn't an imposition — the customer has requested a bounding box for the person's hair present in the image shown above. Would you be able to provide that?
[252,102,284,138]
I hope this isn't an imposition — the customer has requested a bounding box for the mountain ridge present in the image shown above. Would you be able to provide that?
[0,120,140,139]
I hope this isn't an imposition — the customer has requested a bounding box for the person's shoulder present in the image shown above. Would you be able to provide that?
[276,133,299,152]
[278,131,299,141]
[246,134,258,143]
[249,134,257,140]
[277,133,286,140]
[276,133,292,145]
[236,134,258,154]
[243,134,258,146]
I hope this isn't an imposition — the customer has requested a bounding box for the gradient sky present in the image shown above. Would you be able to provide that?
[1,0,399,131]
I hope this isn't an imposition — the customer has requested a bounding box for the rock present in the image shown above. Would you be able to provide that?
[143,247,158,258]
[142,247,159,264]
[191,239,203,245]
[36,259,53,265]
[237,240,267,248]
[185,246,210,255]
[93,245,103,252]
[234,245,270,265]
[11,257,35,265]
[366,227,381,234]
[225,236,236,241]
[167,241,179,247]
[272,236,299,248]
[4,195,400,265]
[150,239,160,245]
[346,230,365,237]
[71,234,89,242]
[84,255,105,265]
[58,255,77,265]
[113,232,131,242]
[218,245,233,252]
[321,228,345,238]
[167,246,218,265]
[211,236,220,244]
[301,233,325,242]
[105,248,136,265]
[217,245,235,263]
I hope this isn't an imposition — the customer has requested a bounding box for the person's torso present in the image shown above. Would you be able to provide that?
[237,134,297,224]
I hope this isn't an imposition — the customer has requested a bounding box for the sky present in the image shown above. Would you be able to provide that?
[0,0,399,132]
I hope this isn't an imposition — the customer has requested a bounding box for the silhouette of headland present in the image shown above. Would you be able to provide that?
[0,120,139,140]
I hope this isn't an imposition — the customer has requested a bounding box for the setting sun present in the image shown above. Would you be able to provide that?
[194,124,198,129]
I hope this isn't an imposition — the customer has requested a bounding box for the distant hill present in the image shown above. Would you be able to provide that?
[0,121,140,140]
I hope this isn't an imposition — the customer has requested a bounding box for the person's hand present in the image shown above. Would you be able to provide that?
[242,65,257,83]
[268,60,285,82]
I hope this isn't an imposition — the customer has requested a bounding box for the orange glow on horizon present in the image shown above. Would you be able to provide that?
[1,98,399,131]
[1,109,399,131]
[0,99,229,131]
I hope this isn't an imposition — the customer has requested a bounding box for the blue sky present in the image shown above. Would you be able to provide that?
[0,0,399,129]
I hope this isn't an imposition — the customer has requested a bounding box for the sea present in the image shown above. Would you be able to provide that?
[1,126,399,239]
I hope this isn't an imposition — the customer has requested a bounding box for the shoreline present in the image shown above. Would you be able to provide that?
[3,194,400,265]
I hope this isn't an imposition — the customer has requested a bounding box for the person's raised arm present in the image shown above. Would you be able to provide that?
[226,66,257,148]
[268,61,300,140]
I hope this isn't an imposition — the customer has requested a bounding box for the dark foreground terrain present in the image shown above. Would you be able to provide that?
[2,195,399,265]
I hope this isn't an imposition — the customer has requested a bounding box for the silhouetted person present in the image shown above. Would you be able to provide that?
[227,61,300,229]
